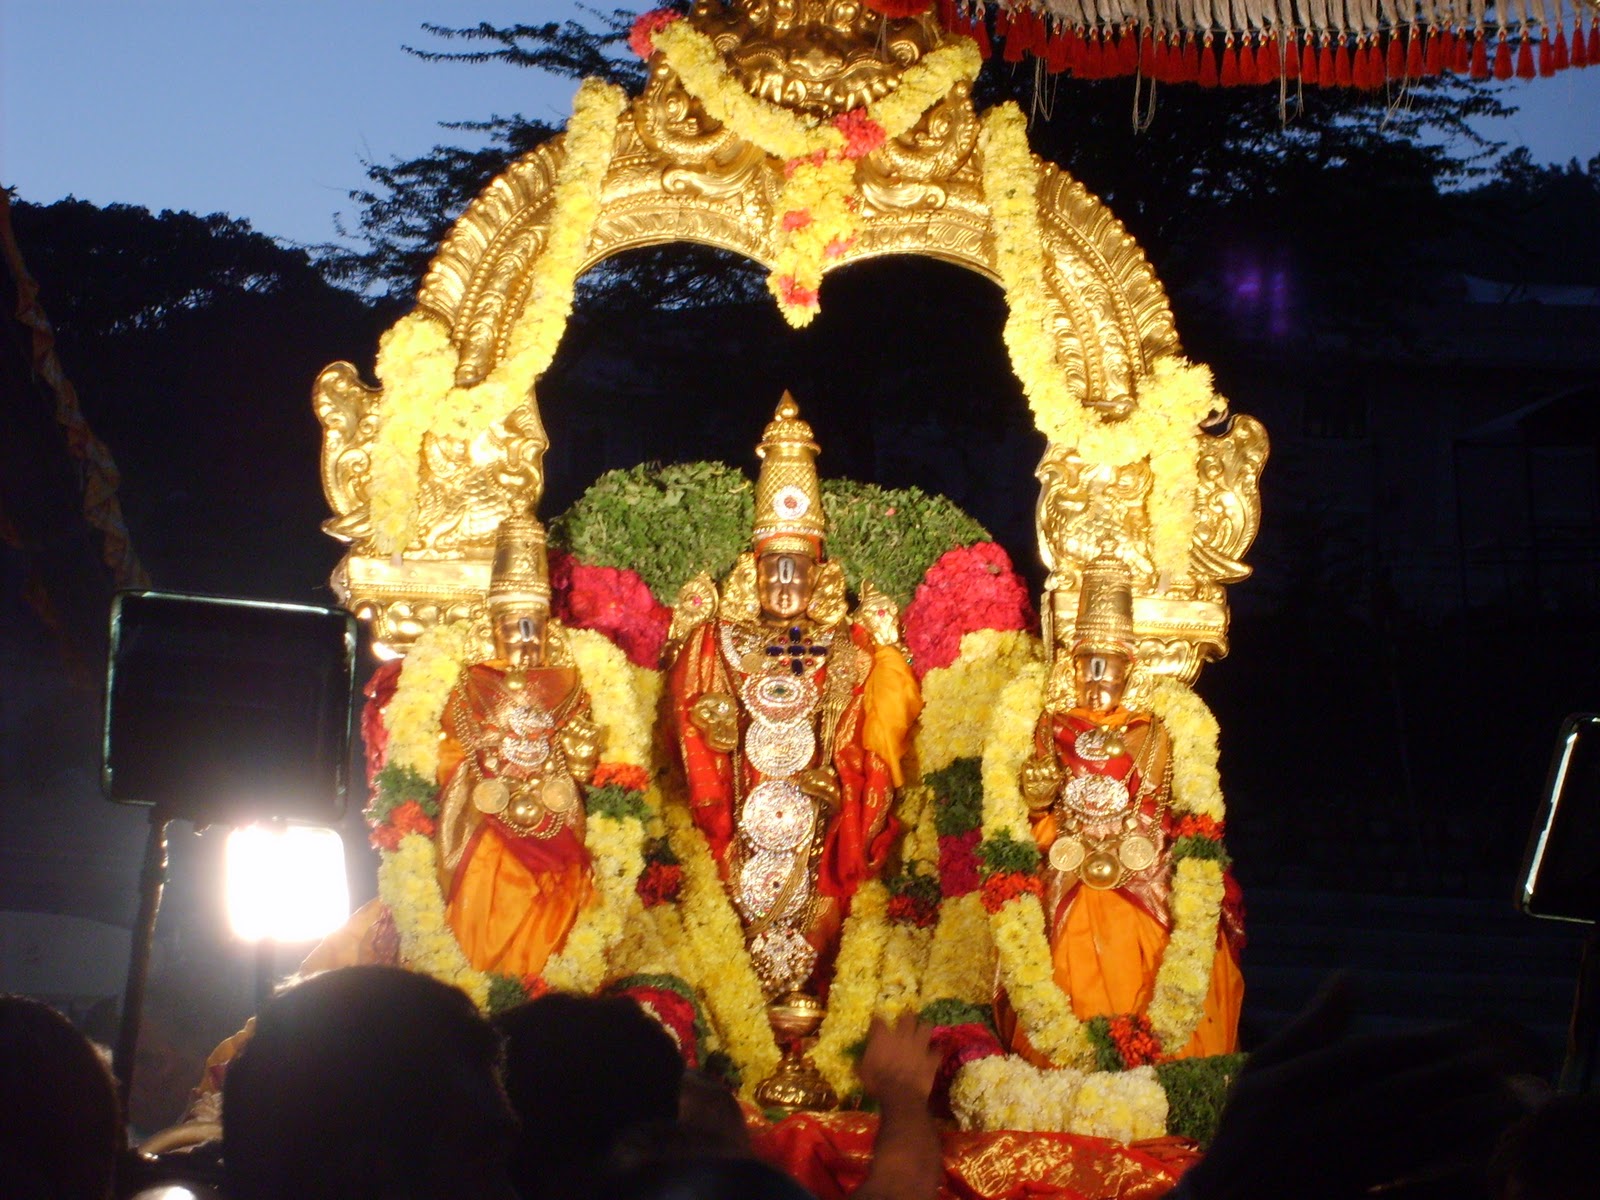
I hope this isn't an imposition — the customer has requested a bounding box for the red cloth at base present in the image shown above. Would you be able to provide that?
[748,1109,1200,1199]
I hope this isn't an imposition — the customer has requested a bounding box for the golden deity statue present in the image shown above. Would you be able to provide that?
[699,0,947,113]
[1012,553,1244,1059]
[434,513,602,979]
[666,394,921,1099]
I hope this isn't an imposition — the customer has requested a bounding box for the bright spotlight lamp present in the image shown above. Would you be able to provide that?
[225,822,350,944]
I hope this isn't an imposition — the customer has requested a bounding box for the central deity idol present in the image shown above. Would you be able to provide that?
[667,395,920,1030]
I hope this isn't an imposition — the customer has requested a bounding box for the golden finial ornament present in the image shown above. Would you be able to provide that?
[752,392,826,556]
[1070,553,1135,658]
[487,512,551,613]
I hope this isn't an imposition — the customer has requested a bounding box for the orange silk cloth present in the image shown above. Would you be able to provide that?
[435,663,594,980]
[1049,887,1242,1059]
[748,1111,1199,1200]
[1028,705,1242,1058]
[444,823,592,979]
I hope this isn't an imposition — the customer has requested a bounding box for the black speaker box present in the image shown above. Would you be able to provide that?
[102,591,357,825]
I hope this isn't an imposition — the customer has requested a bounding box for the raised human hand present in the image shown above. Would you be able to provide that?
[857,1011,940,1114]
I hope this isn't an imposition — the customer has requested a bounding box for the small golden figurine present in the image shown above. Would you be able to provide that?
[434,512,601,979]
[1014,553,1243,1059]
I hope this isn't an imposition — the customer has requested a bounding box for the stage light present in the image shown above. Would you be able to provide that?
[225,823,349,943]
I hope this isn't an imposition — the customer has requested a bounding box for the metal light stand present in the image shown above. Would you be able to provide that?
[113,806,173,1111]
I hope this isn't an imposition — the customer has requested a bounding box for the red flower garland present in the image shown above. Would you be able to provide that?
[903,542,1034,677]
[371,799,437,851]
[627,8,679,59]
[550,550,672,669]
[1107,1013,1163,1067]
[937,827,982,897]
[832,110,887,159]
[979,870,1042,913]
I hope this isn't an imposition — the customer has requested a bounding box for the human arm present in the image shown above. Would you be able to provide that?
[853,1012,943,1200]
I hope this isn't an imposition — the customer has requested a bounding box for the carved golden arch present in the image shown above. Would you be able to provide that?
[419,71,1177,408]
[319,12,1263,675]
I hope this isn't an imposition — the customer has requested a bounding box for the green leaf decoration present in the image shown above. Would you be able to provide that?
[926,757,984,837]
[368,764,439,824]
[1155,1053,1247,1146]
[975,829,1042,876]
[584,782,651,822]
[549,462,990,608]
[1172,835,1232,867]
[486,973,532,1015]
[917,997,999,1035]
[1083,1015,1126,1073]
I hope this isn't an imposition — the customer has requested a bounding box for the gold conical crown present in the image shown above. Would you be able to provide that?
[1071,552,1134,657]
[487,512,551,612]
[752,392,825,556]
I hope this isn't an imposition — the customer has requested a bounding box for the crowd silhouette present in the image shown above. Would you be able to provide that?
[3,969,1594,1200]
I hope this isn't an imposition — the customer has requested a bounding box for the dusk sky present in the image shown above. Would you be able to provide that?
[4,2,1598,250]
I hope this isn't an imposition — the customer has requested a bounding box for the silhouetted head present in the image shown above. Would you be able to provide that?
[0,994,122,1200]
[598,1157,814,1200]
[222,966,514,1200]
[495,993,685,1200]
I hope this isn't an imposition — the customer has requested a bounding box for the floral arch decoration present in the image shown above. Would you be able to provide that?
[316,0,1265,689]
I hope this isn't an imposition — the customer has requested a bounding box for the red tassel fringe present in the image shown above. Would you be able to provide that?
[1424,29,1445,75]
[1574,22,1590,68]
[1516,32,1537,78]
[1590,19,1600,64]
[1494,33,1513,79]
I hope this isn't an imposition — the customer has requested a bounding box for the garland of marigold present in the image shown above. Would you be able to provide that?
[366,78,627,553]
[949,1056,1169,1140]
[978,666,1228,1070]
[661,794,781,1098]
[649,16,980,326]
[978,101,1224,578]
[374,619,658,1009]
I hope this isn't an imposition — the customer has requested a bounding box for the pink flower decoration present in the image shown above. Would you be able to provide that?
[781,209,813,231]
[783,149,829,178]
[903,542,1036,677]
[823,235,856,259]
[778,276,819,309]
[833,109,887,159]
[550,550,672,668]
[628,8,679,59]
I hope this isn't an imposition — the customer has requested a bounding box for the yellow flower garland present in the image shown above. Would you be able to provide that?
[662,794,782,1097]
[375,619,658,1008]
[979,667,1229,1082]
[366,78,627,553]
[978,102,1224,578]
[652,19,981,326]
[915,628,1044,773]
[810,879,891,1096]
[922,891,995,1006]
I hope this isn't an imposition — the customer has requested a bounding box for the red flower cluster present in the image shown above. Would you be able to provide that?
[550,550,672,668]
[886,892,938,929]
[781,209,812,231]
[1107,1013,1163,1068]
[937,828,981,897]
[1172,812,1225,841]
[627,8,679,59]
[928,1020,1004,1117]
[777,276,819,309]
[522,976,551,1001]
[370,800,437,851]
[621,984,701,1068]
[979,870,1041,913]
[636,861,684,908]
[361,659,403,783]
[823,235,855,260]
[783,149,829,178]
[592,762,650,793]
[903,542,1035,677]
[832,110,887,159]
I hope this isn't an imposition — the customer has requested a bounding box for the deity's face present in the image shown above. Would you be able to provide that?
[757,551,818,624]
[1073,649,1129,714]
[492,607,549,669]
